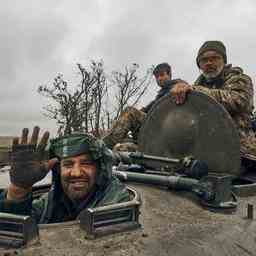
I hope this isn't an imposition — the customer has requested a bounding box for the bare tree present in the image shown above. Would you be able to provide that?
[111,63,153,119]
[77,63,97,132]
[90,60,108,137]
[38,63,96,136]
[38,61,153,137]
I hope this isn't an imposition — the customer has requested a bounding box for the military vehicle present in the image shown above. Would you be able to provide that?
[1,91,256,256]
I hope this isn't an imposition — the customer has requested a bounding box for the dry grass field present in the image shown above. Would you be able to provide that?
[0,136,15,148]
[0,136,14,164]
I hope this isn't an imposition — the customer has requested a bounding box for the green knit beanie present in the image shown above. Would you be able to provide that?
[196,41,227,67]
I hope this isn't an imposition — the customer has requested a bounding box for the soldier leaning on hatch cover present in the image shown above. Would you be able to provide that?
[103,63,186,152]
[169,40,256,173]
[0,126,130,223]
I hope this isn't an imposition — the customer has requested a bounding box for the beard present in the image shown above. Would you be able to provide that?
[61,176,93,203]
[202,64,224,80]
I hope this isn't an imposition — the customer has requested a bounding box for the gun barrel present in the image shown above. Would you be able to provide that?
[112,170,198,190]
[112,152,180,165]
[132,153,180,164]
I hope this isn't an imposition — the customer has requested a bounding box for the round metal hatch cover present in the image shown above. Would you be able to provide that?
[138,91,241,175]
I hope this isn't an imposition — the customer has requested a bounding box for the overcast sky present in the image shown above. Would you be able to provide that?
[0,0,255,136]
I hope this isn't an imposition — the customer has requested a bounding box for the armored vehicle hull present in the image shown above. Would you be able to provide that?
[1,92,256,255]
[0,179,256,256]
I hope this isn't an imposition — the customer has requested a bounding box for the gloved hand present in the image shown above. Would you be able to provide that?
[9,126,57,189]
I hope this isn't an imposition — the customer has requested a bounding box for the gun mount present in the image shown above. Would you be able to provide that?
[113,169,237,210]
[113,151,209,179]
[138,91,241,176]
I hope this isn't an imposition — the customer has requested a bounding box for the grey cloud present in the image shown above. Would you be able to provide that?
[0,2,71,134]
[1,0,256,135]
[87,0,256,81]
[0,4,70,93]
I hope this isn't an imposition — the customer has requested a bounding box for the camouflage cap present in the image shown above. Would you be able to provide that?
[50,133,102,160]
[196,41,227,67]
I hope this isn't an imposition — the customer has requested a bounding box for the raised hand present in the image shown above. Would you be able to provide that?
[9,126,56,190]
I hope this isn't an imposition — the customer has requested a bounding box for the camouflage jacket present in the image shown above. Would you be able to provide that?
[0,176,129,223]
[194,64,255,158]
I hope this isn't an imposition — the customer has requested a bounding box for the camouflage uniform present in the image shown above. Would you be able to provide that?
[103,107,146,150]
[194,64,256,159]
[0,134,130,223]
[103,79,182,150]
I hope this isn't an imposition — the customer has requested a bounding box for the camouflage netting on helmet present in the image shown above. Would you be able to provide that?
[49,133,113,190]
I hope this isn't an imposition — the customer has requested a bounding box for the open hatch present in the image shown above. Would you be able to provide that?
[0,185,141,249]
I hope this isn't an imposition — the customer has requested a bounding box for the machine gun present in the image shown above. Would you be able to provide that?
[112,151,237,210]
[112,151,209,179]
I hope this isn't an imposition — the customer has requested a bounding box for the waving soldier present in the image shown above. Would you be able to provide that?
[0,127,129,223]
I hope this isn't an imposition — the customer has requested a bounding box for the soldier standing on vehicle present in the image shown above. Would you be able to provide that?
[170,40,256,170]
[0,126,129,223]
[103,63,185,151]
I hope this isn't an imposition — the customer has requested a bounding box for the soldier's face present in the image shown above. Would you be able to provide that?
[198,50,225,79]
[155,71,171,87]
[60,153,97,203]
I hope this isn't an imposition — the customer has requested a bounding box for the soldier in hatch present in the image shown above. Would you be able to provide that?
[0,127,129,223]
[103,63,184,151]
[170,40,256,171]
